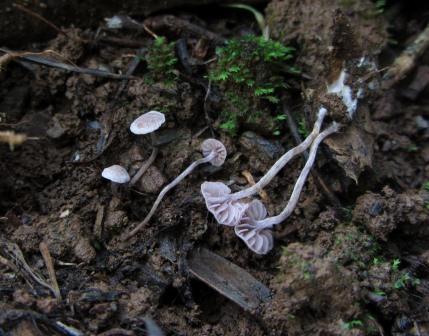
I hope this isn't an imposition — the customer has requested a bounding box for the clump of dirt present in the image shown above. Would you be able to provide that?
[266,0,388,78]
[353,186,429,240]
[264,240,362,335]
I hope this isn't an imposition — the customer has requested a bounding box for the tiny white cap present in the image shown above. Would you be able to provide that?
[102,165,130,183]
[130,111,166,135]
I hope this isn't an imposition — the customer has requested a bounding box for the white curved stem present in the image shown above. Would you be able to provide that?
[124,151,216,239]
[256,122,339,229]
[230,107,327,201]
[130,146,159,186]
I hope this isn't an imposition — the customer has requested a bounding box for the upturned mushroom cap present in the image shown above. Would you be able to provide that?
[102,165,130,183]
[201,181,247,226]
[201,139,227,167]
[130,111,166,135]
[234,200,273,255]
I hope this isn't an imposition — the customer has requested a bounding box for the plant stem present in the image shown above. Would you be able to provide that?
[130,147,158,186]
[230,107,327,201]
[256,122,339,229]
[124,151,216,240]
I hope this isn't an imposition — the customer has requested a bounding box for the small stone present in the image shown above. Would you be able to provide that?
[138,166,166,194]
[46,117,66,139]
[239,131,284,162]
[74,238,96,263]
[104,209,128,232]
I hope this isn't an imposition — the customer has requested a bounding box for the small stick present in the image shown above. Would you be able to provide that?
[203,80,215,137]
[241,170,269,202]
[144,15,226,45]
[0,48,133,80]
[0,238,55,295]
[93,204,105,240]
[13,3,89,43]
[383,22,429,89]
[282,103,342,208]
[39,242,62,301]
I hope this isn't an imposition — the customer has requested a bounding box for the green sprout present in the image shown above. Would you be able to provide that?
[298,117,309,137]
[393,272,420,289]
[341,319,364,330]
[391,259,401,271]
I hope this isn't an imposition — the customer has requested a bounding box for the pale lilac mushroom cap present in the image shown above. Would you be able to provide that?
[201,182,248,227]
[201,138,227,167]
[234,200,273,255]
[130,111,166,135]
[102,165,130,184]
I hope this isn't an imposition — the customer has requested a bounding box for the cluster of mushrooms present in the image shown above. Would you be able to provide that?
[102,108,339,254]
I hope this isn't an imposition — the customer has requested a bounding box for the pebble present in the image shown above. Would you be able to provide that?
[239,131,284,162]
[139,166,166,193]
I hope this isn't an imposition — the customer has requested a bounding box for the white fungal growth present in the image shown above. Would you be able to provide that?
[105,16,123,29]
[327,69,358,119]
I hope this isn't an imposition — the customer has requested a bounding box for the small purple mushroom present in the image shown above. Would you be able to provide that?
[234,122,340,254]
[124,138,227,239]
[201,182,248,227]
[201,107,327,226]
[102,164,130,195]
[130,111,166,135]
[129,111,166,186]
[234,200,273,255]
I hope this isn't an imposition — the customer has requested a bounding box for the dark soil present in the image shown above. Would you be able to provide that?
[1,1,429,335]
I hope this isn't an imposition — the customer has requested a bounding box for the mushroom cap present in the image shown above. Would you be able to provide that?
[201,139,227,167]
[201,182,247,226]
[102,165,130,183]
[234,200,273,255]
[130,111,166,135]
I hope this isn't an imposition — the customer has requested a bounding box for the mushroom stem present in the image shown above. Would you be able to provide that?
[230,107,327,201]
[130,146,159,186]
[255,122,340,230]
[124,150,217,239]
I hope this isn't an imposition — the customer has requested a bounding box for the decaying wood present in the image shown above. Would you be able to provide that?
[383,22,429,89]
[187,248,271,311]
[0,48,134,80]
[0,238,55,296]
[39,242,62,302]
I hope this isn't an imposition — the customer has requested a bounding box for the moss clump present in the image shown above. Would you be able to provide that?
[145,37,178,86]
[209,35,296,135]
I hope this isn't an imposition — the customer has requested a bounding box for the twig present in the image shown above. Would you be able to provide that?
[383,22,429,89]
[0,131,38,150]
[0,48,133,80]
[13,3,89,43]
[204,80,215,137]
[144,15,226,45]
[93,48,146,159]
[39,242,62,302]
[93,204,105,240]
[0,238,55,295]
[242,170,270,202]
[0,309,78,335]
[282,102,342,208]
[130,147,159,186]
